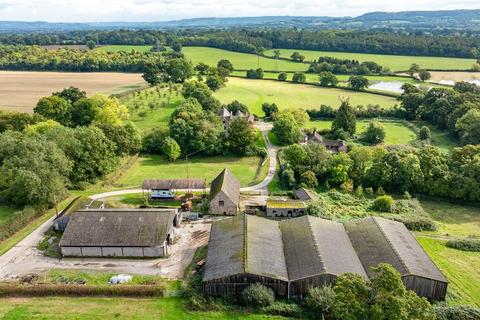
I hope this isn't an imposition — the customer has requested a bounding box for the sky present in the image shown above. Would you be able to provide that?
[0,0,479,22]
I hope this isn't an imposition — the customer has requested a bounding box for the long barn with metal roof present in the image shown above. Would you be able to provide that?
[203,215,447,300]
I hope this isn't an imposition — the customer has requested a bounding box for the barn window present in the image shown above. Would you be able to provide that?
[219,200,225,207]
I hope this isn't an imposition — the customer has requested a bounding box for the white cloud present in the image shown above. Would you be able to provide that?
[0,0,478,22]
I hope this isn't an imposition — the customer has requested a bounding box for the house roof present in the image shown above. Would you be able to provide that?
[142,179,206,190]
[345,217,447,282]
[209,169,240,204]
[295,188,318,201]
[267,199,306,209]
[59,209,177,248]
[204,215,446,285]
[218,107,231,118]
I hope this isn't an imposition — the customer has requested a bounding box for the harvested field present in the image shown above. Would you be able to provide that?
[429,71,480,84]
[0,71,147,113]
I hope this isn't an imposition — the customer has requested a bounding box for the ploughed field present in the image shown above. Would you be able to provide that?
[214,77,398,116]
[0,71,147,113]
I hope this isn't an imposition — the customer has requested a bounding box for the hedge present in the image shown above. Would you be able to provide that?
[445,239,480,252]
[0,283,165,297]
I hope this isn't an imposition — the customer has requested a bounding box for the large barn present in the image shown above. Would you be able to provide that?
[203,215,447,300]
[59,209,181,258]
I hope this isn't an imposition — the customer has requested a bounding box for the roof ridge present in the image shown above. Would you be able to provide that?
[371,217,410,275]
[306,216,327,274]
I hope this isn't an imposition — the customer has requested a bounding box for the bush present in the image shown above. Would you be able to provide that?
[241,283,275,307]
[418,126,431,140]
[277,72,288,81]
[393,217,437,231]
[262,301,303,317]
[435,304,480,320]
[304,286,335,315]
[372,195,394,212]
[446,239,480,252]
[362,121,386,145]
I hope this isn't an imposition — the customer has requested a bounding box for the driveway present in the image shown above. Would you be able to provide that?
[0,220,210,279]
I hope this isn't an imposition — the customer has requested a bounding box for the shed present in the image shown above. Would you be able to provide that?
[266,199,306,217]
[295,188,318,201]
[209,169,240,215]
[59,209,180,258]
[345,217,448,301]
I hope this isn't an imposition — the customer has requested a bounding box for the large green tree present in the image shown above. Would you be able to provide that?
[34,95,72,126]
[272,112,302,145]
[226,118,257,155]
[332,100,357,135]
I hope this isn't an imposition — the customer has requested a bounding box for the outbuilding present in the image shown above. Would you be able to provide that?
[59,209,180,258]
[208,169,240,215]
[142,179,206,200]
[266,199,306,217]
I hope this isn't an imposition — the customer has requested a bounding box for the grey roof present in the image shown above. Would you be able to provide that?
[295,188,318,201]
[218,107,232,118]
[209,169,240,204]
[142,179,206,190]
[345,217,447,282]
[205,215,446,284]
[59,209,177,247]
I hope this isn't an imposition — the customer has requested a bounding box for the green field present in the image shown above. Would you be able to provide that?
[305,119,417,145]
[264,48,476,72]
[412,121,458,153]
[118,154,265,187]
[0,297,282,320]
[418,237,480,306]
[420,199,480,238]
[100,45,307,72]
[215,77,398,116]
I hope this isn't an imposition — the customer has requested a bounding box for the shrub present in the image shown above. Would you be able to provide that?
[241,283,275,307]
[304,286,335,315]
[300,170,318,189]
[393,217,437,231]
[262,301,303,317]
[435,304,480,320]
[362,121,386,144]
[446,239,480,252]
[277,72,287,81]
[372,195,394,212]
[418,126,431,140]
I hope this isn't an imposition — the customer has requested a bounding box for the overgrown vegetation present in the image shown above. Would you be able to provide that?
[445,239,480,252]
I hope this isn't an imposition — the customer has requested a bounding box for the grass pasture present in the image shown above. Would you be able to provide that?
[305,119,417,145]
[0,71,147,113]
[215,77,398,116]
[264,48,476,72]
[418,237,480,306]
[118,154,266,187]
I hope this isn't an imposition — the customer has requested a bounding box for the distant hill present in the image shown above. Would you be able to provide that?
[1,9,480,32]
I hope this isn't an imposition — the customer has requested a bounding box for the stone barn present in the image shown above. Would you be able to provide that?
[203,215,448,301]
[208,169,240,215]
[59,209,180,258]
[266,199,306,217]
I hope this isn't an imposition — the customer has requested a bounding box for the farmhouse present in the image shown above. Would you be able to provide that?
[266,199,306,217]
[209,169,240,215]
[142,179,206,200]
[218,107,254,130]
[302,129,348,153]
[203,215,447,301]
[59,209,181,258]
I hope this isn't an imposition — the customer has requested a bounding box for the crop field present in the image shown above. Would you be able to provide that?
[429,71,480,83]
[118,154,265,187]
[98,45,153,52]
[418,237,480,306]
[264,48,476,72]
[0,297,281,320]
[0,71,147,113]
[305,119,417,145]
[214,77,398,116]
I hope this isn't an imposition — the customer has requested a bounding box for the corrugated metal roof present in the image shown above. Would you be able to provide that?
[59,209,177,247]
[267,199,306,209]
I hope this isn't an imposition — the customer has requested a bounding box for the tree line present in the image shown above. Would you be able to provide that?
[1,29,479,59]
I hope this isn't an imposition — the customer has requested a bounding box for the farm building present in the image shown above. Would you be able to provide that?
[302,129,348,153]
[142,179,206,200]
[59,209,181,258]
[345,217,448,301]
[209,169,240,215]
[295,187,318,201]
[266,199,306,217]
[203,215,447,301]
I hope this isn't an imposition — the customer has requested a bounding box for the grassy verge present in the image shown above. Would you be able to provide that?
[0,196,76,256]
[418,237,480,307]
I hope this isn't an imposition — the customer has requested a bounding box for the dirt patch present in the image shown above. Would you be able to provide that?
[0,71,146,113]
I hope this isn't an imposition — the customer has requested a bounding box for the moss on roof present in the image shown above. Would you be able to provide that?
[267,200,306,209]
